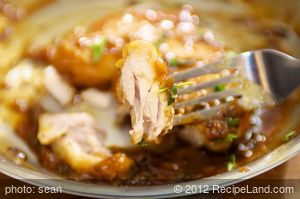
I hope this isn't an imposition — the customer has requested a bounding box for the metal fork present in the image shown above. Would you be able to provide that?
[172,49,300,125]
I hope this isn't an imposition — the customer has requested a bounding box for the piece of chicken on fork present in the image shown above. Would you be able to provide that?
[116,40,174,144]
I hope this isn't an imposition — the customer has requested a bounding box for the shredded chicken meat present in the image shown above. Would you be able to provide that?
[117,40,174,144]
[37,112,132,179]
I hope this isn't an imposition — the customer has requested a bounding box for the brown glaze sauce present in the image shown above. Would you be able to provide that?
[15,89,300,185]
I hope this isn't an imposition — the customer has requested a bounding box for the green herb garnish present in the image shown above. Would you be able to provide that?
[159,82,193,106]
[167,95,175,106]
[138,139,148,147]
[91,36,106,63]
[214,84,225,92]
[225,133,238,142]
[284,131,296,142]
[227,117,240,127]
[167,84,178,105]
[170,84,178,95]
[169,58,179,67]
[159,81,193,93]
[227,154,236,171]
[227,162,235,171]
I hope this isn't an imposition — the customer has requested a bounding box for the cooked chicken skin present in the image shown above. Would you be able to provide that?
[117,40,174,144]
[37,112,132,178]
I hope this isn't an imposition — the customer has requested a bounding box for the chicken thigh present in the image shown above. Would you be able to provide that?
[117,40,174,144]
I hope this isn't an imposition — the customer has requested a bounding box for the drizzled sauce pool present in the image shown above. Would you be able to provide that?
[15,89,300,185]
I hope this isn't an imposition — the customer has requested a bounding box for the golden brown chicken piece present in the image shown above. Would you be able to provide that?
[37,112,133,179]
[116,40,174,144]
[39,32,118,87]
[29,7,226,87]
[30,11,160,87]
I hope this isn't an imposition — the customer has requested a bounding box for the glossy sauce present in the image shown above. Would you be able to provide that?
[15,89,300,185]
[2,1,300,186]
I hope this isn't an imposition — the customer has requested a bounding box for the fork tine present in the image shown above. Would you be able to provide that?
[170,59,232,82]
[175,89,240,109]
[178,74,237,95]
[174,103,228,125]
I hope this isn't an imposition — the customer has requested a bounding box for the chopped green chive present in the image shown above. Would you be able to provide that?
[284,131,296,142]
[227,162,235,171]
[159,82,193,106]
[230,154,236,163]
[167,84,178,105]
[170,84,178,95]
[225,133,238,142]
[227,117,240,127]
[91,36,106,63]
[227,154,236,171]
[169,58,179,67]
[214,84,225,92]
[167,95,175,106]
[159,81,193,93]
[138,139,148,147]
